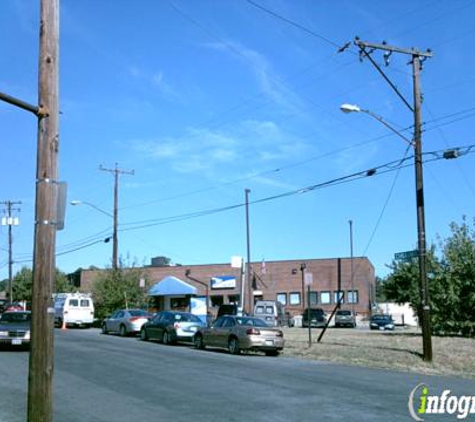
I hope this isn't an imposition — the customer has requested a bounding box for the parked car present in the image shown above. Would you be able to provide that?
[369,314,395,330]
[0,311,31,349]
[4,302,24,312]
[302,308,327,328]
[140,311,206,345]
[102,309,153,336]
[253,300,293,327]
[193,315,285,356]
[335,309,356,328]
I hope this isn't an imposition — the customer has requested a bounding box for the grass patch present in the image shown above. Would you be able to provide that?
[281,327,475,379]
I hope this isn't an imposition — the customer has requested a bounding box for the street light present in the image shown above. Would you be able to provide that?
[340,104,412,145]
[70,200,113,218]
[341,102,432,362]
[70,200,118,270]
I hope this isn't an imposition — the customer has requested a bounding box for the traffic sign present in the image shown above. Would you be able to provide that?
[304,272,313,286]
[394,250,418,262]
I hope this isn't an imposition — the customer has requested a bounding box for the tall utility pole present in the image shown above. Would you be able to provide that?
[28,0,60,420]
[1,200,21,304]
[355,39,433,362]
[100,163,134,271]
[349,220,355,316]
[245,188,252,313]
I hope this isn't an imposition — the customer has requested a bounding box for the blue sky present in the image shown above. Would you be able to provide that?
[1,0,475,281]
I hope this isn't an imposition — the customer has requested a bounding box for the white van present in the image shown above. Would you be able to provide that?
[54,293,94,328]
[253,300,292,327]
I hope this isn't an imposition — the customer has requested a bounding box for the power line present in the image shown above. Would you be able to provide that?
[119,144,475,232]
[245,0,342,50]
[11,144,475,263]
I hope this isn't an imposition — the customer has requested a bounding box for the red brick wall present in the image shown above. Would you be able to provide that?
[80,257,375,316]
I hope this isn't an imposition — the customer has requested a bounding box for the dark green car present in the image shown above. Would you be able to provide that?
[302,308,326,328]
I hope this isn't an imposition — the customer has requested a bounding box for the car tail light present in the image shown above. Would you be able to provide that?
[129,317,142,322]
[174,322,181,329]
[276,330,283,337]
[246,328,260,335]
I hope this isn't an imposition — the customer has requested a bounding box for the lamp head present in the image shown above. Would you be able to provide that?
[340,103,361,113]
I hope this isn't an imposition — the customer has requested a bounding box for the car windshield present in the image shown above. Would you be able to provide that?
[337,311,351,316]
[173,313,202,323]
[235,317,269,327]
[372,315,391,321]
[305,309,324,315]
[0,312,31,323]
[129,310,150,317]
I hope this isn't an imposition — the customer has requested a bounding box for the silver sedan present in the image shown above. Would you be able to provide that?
[102,309,153,336]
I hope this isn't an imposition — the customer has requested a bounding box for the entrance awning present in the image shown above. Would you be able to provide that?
[148,276,197,296]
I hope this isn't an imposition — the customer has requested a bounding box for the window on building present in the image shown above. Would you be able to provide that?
[347,290,359,304]
[228,294,240,304]
[289,292,301,306]
[276,293,287,305]
[170,297,188,309]
[334,291,344,304]
[210,296,224,307]
[320,291,331,304]
[308,291,318,306]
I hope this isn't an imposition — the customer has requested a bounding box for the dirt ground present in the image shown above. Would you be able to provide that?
[280,325,475,379]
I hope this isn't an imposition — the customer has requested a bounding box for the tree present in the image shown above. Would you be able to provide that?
[11,267,75,302]
[382,216,475,337]
[12,267,33,302]
[435,217,475,336]
[91,267,151,320]
[0,279,7,292]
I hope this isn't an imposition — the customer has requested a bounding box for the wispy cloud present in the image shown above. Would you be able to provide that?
[130,119,311,178]
[127,66,185,104]
[204,40,303,112]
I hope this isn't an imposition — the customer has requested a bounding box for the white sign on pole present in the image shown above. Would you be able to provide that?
[304,272,313,287]
[231,256,243,268]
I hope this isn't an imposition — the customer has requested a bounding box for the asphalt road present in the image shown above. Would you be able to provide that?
[0,328,474,422]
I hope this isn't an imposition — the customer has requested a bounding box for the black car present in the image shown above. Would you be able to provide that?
[302,308,326,328]
[369,314,395,330]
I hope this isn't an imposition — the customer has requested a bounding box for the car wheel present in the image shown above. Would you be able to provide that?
[194,333,205,349]
[140,327,148,341]
[119,325,127,337]
[228,337,240,355]
[102,323,108,334]
[265,350,279,357]
[162,330,170,345]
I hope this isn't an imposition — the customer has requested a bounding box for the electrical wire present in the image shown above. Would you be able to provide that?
[245,0,342,50]
[10,144,475,263]
[119,104,475,212]
[119,144,475,232]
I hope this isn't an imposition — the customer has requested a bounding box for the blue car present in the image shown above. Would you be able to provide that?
[369,314,395,330]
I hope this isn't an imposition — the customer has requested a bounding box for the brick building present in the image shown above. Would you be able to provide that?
[79,256,375,317]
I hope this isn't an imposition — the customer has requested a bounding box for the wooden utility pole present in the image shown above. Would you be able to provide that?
[100,163,134,271]
[27,0,59,420]
[354,39,433,362]
[245,188,252,313]
[0,200,22,304]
